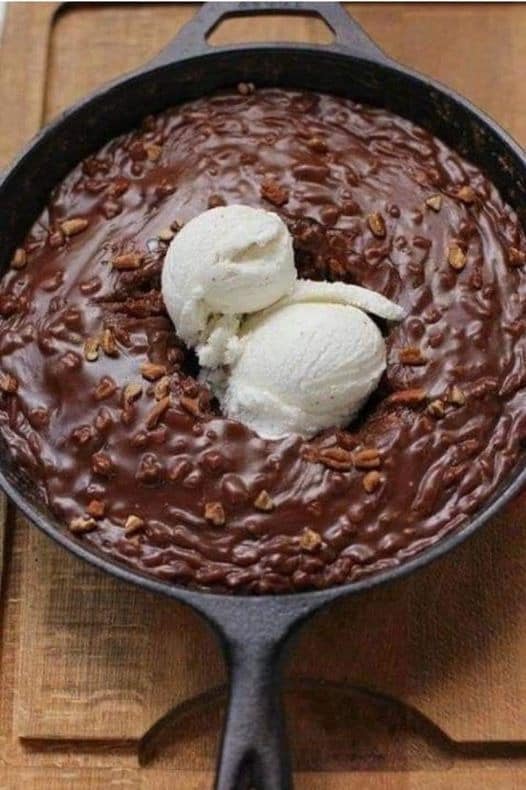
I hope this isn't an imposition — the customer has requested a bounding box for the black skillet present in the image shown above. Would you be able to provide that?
[1,3,526,788]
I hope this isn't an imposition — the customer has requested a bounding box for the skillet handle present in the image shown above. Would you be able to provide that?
[216,634,291,790]
[148,2,388,68]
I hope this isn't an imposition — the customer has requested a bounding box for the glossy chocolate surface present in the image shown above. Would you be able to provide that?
[1,88,526,593]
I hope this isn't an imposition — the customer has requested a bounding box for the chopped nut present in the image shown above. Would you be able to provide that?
[427,399,446,418]
[145,396,170,430]
[425,194,443,212]
[260,178,289,207]
[399,346,427,366]
[180,394,204,418]
[144,143,162,161]
[306,136,328,154]
[69,516,97,534]
[353,448,381,470]
[87,499,106,518]
[317,446,354,471]
[94,376,117,401]
[237,82,255,95]
[367,212,386,238]
[362,470,382,493]
[388,388,428,407]
[48,230,65,248]
[456,185,477,204]
[448,242,466,271]
[124,514,145,535]
[0,372,18,394]
[123,382,143,404]
[91,452,114,477]
[158,228,174,242]
[100,328,118,357]
[154,376,171,400]
[111,252,143,270]
[508,247,526,268]
[84,337,100,362]
[11,248,27,269]
[254,490,275,511]
[448,385,466,406]
[140,362,167,381]
[61,217,89,236]
[299,528,322,552]
[208,194,226,209]
[204,501,226,526]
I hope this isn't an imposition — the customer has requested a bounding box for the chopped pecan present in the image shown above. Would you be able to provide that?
[388,388,427,407]
[237,82,255,95]
[154,376,171,400]
[204,501,226,526]
[260,178,289,207]
[254,490,275,512]
[140,362,167,381]
[0,372,18,394]
[69,516,97,534]
[306,136,328,153]
[61,217,89,236]
[399,346,427,366]
[158,227,175,242]
[362,470,383,493]
[180,393,205,418]
[425,194,442,212]
[91,452,114,477]
[124,514,145,535]
[100,328,118,357]
[367,212,386,238]
[87,499,106,518]
[448,242,466,271]
[123,382,143,404]
[299,528,322,552]
[145,396,170,430]
[456,185,477,204]
[317,446,354,471]
[353,448,381,470]
[111,252,143,270]
[508,247,526,268]
[84,337,100,362]
[448,385,466,406]
[94,376,117,401]
[208,194,226,209]
[11,248,27,269]
[144,143,162,162]
[427,399,446,418]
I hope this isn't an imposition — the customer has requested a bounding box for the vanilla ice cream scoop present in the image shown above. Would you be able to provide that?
[223,301,387,438]
[162,205,404,440]
[161,205,296,365]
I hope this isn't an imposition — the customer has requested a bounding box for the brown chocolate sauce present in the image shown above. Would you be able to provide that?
[1,88,526,593]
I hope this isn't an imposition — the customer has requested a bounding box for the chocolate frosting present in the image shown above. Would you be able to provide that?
[0,88,525,593]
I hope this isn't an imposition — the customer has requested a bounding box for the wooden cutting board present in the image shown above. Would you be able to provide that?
[1,3,526,787]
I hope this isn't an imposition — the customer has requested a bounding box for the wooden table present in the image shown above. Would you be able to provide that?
[1,3,526,788]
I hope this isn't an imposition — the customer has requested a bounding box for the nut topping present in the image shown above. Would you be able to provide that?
[144,143,162,162]
[399,346,427,366]
[299,528,322,552]
[388,388,427,407]
[260,178,289,207]
[362,470,382,493]
[353,448,381,470]
[111,252,143,270]
[124,514,145,535]
[87,499,106,518]
[61,217,89,237]
[123,382,143,404]
[94,376,117,401]
[0,372,18,394]
[427,399,446,418]
[145,396,171,430]
[140,362,167,381]
[456,185,477,204]
[508,247,526,268]
[448,242,466,271]
[204,501,226,526]
[154,376,171,400]
[91,452,114,477]
[158,228,175,242]
[367,212,386,238]
[448,385,466,406]
[69,516,97,534]
[425,194,442,212]
[254,490,275,511]
[101,328,118,357]
[11,248,27,269]
[84,337,100,362]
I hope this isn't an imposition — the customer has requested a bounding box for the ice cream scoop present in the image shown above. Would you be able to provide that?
[162,206,404,439]
[161,205,296,366]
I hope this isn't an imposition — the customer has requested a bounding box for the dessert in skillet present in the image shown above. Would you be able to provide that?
[1,87,526,593]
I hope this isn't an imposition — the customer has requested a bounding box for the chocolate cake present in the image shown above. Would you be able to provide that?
[1,86,525,593]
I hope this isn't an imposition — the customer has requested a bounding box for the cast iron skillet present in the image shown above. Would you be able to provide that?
[1,3,526,787]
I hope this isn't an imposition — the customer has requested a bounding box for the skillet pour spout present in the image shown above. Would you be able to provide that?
[1,2,526,788]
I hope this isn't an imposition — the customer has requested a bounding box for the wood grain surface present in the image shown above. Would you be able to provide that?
[1,3,526,788]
